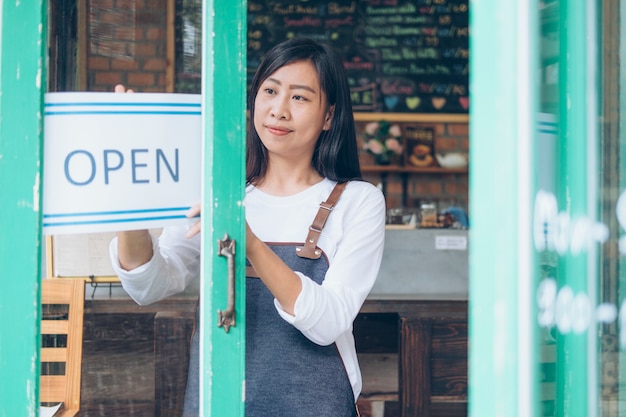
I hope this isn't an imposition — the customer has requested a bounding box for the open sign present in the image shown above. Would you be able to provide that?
[43,92,202,235]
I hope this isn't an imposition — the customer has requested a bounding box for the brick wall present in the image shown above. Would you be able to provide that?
[87,0,168,92]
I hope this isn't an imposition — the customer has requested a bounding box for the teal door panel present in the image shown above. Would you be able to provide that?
[0,0,47,414]
[200,1,247,416]
[0,1,247,415]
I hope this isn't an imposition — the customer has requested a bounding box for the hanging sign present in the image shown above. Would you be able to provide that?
[43,92,202,235]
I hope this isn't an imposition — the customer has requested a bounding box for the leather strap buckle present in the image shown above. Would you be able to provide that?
[295,182,348,260]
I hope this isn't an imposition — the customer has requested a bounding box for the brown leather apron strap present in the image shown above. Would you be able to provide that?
[246,181,350,277]
[295,181,349,260]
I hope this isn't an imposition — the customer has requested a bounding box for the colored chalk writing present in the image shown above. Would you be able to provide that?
[247,0,469,113]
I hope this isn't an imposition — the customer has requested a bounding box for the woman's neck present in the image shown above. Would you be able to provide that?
[255,164,324,196]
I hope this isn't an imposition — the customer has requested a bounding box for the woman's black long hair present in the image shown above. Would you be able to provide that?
[246,38,361,185]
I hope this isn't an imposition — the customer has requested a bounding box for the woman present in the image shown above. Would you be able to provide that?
[110,37,386,416]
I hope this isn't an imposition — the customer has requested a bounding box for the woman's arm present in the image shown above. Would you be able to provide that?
[273,182,387,345]
[116,230,153,271]
[246,223,302,315]
[110,225,201,305]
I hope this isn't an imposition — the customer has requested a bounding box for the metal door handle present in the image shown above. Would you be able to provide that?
[217,234,236,333]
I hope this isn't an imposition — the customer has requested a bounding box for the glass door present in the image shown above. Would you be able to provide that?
[0,1,247,415]
[535,1,598,416]
[471,1,626,416]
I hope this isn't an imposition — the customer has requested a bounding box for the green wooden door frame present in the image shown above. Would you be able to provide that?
[555,1,598,416]
[0,0,47,415]
[469,0,538,416]
[200,1,247,416]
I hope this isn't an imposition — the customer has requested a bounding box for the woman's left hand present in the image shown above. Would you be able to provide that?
[185,202,201,238]
[185,205,253,243]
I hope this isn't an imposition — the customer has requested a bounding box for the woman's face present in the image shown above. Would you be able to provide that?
[253,60,334,164]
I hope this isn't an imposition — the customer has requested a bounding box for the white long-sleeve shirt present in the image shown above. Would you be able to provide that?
[109,178,386,400]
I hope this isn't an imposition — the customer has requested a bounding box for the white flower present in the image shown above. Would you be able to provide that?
[389,124,402,137]
[364,122,380,136]
[366,139,385,154]
[385,138,403,154]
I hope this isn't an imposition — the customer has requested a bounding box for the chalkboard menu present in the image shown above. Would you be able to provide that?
[247,0,469,114]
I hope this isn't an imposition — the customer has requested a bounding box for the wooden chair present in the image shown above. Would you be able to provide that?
[41,279,85,417]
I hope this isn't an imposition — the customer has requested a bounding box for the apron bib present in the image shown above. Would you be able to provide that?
[245,243,356,417]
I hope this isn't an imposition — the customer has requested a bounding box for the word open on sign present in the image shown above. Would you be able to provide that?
[43,92,202,235]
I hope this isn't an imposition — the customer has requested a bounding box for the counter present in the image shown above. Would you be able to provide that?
[370,228,468,300]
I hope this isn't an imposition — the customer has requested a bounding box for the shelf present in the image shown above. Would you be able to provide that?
[354,112,469,123]
[361,165,468,207]
[361,165,468,174]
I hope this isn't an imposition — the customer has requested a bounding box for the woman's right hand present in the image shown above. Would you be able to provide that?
[114,84,134,93]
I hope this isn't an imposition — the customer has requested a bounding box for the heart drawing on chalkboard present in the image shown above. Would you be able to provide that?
[432,97,446,110]
[459,97,469,110]
[406,97,421,110]
[384,96,399,110]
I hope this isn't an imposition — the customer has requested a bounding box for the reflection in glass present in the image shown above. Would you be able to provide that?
[46,1,199,415]
[536,1,626,416]
[175,0,201,93]
[537,3,560,413]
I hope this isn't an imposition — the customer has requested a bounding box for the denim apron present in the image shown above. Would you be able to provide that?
[183,182,356,417]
